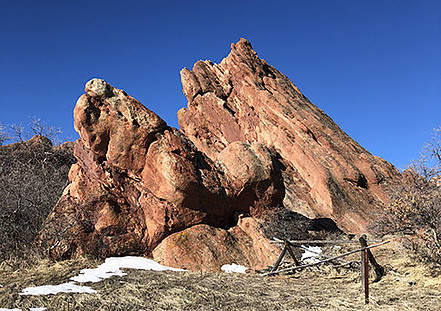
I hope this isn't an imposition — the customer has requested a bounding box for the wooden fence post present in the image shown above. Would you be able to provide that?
[359,235,369,304]
[271,240,300,272]
[285,241,300,266]
[271,244,287,272]
[359,234,385,282]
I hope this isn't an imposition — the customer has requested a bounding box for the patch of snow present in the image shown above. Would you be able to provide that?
[301,245,322,264]
[0,309,21,311]
[71,256,185,283]
[18,256,184,297]
[221,263,248,274]
[20,282,97,296]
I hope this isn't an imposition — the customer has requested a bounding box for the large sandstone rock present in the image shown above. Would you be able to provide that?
[217,141,284,218]
[36,39,403,270]
[153,217,280,271]
[178,38,402,233]
[36,78,282,262]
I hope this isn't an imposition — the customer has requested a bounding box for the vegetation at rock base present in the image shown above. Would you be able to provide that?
[0,119,75,261]
[374,127,441,272]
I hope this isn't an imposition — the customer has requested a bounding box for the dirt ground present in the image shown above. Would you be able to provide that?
[0,237,440,311]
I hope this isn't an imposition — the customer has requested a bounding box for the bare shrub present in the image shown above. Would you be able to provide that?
[9,123,27,143]
[0,136,76,261]
[3,116,63,145]
[374,127,441,269]
[0,123,10,146]
[29,116,62,142]
[409,127,441,180]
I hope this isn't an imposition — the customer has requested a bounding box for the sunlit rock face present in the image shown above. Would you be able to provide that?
[36,39,402,271]
[178,38,401,233]
[36,77,282,267]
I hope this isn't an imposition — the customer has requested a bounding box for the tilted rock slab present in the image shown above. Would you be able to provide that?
[179,38,402,233]
[36,39,402,270]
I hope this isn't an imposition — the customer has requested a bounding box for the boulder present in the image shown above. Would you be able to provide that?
[217,141,284,217]
[152,216,280,271]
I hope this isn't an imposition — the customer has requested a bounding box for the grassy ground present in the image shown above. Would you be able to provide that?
[1,237,440,311]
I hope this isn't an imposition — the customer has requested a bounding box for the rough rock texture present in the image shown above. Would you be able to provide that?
[179,38,402,233]
[217,141,284,218]
[153,217,280,271]
[36,39,403,270]
[36,78,282,264]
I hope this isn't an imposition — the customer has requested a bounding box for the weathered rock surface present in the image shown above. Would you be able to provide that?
[36,39,403,270]
[179,38,402,233]
[36,78,281,265]
[217,141,284,218]
[153,217,280,271]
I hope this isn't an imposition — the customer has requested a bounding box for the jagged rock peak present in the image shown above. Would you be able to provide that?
[178,38,403,233]
[229,38,259,61]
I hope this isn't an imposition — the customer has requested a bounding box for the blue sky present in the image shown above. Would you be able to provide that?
[0,0,440,169]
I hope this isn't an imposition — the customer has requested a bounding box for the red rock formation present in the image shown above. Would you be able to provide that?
[36,78,282,263]
[36,39,403,270]
[153,217,280,271]
[178,38,402,233]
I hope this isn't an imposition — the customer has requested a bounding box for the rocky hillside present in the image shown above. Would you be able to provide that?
[35,39,403,271]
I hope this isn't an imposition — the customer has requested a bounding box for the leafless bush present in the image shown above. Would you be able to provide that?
[0,136,75,261]
[2,116,63,145]
[374,127,441,268]
[0,123,10,146]
[9,123,27,143]
[29,116,62,142]
[409,127,441,180]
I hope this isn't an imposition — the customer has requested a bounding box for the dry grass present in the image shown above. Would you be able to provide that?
[1,236,440,311]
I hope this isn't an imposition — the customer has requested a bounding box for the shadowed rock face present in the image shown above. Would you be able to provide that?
[36,39,402,270]
[178,38,402,233]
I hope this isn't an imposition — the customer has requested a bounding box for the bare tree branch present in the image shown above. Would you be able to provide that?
[0,123,10,146]
[29,116,62,140]
[374,127,441,268]
[10,123,27,143]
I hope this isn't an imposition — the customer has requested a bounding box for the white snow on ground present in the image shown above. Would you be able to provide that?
[0,308,22,311]
[20,282,97,296]
[71,256,185,283]
[300,245,322,264]
[19,256,184,297]
[221,263,248,273]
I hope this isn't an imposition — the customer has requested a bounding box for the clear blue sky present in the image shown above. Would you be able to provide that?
[1,0,440,170]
